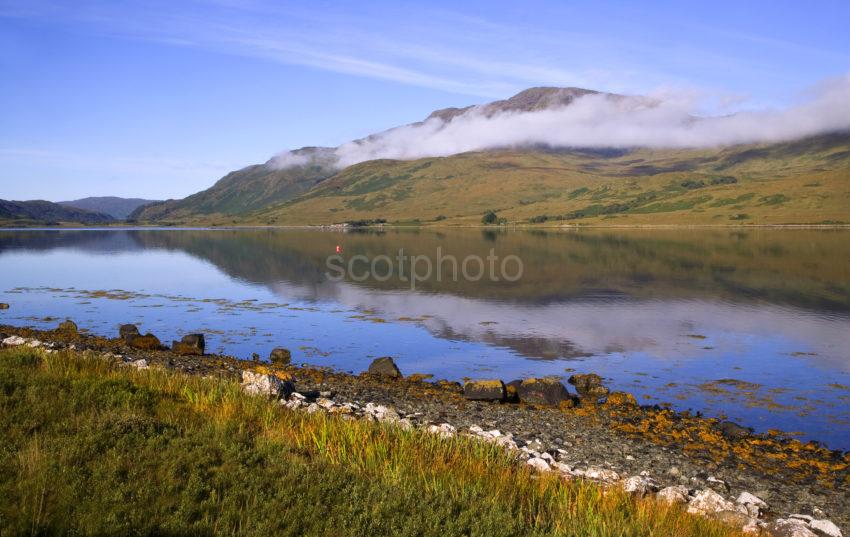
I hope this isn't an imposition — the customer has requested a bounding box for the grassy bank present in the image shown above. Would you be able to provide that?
[0,347,740,536]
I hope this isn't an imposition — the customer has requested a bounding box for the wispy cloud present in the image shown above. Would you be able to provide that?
[0,0,705,98]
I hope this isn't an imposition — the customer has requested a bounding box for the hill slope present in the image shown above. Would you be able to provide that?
[0,199,115,226]
[241,132,850,226]
[59,197,161,220]
[130,147,337,221]
[131,87,850,226]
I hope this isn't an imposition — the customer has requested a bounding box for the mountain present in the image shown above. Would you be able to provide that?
[130,87,850,226]
[131,88,613,222]
[0,199,115,226]
[58,197,162,220]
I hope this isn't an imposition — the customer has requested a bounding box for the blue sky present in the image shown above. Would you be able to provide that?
[1,0,848,201]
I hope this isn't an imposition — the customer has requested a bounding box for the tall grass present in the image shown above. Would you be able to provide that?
[0,347,742,536]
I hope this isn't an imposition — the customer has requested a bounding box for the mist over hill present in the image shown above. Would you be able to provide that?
[130,84,850,226]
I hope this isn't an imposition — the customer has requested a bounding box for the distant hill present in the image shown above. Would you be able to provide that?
[129,147,337,221]
[126,86,850,226]
[0,199,115,226]
[59,197,161,220]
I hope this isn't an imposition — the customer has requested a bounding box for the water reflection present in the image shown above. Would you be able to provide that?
[1,228,849,448]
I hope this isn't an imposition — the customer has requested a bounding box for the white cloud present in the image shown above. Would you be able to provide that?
[270,73,849,168]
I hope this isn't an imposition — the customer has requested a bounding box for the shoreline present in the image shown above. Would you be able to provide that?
[2,222,850,231]
[1,323,848,532]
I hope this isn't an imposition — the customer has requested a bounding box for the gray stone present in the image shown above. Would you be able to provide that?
[736,491,769,518]
[657,485,690,505]
[367,356,402,378]
[516,377,572,406]
[767,519,817,537]
[810,519,842,537]
[687,489,741,516]
[240,370,293,399]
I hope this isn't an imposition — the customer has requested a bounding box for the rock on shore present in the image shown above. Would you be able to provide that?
[463,380,506,401]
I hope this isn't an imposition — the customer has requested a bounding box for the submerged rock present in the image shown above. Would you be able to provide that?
[463,379,506,402]
[367,356,402,378]
[516,377,571,406]
[172,334,205,356]
[269,347,291,365]
[568,373,610,402]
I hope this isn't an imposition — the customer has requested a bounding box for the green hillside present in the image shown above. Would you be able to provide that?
[238,132,850,226]
[130,147,337,221]
[127,85,850,228]
[0,199,115,226]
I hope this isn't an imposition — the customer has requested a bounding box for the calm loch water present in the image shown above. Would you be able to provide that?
[1,228,849,449]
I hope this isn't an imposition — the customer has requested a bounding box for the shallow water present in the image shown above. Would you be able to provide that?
[1,228,849,449]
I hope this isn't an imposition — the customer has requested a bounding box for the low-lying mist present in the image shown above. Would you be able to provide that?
[271,73,850,170]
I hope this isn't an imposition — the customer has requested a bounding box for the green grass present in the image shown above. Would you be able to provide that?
[0,347,742,537]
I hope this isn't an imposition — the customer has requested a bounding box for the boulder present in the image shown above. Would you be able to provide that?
[57,319,78,334]
[119,324,141,342]
[719,421,752,440]
[367,356,402,378]
[516,377,572,406]
[0,303,9,310]
[269,347,292,365]
[128,333,162,350]
[621,475,658,496]
[2,335,27,347]
[240,370,293,399]
[463,379,506,402]
[687,489,742,516]
[766,519,817,537]
[736,491,768,518]
[605,391,638,408]
[583,467,620,482]
[568,373,610,401]
[172,334,205,356]
[526,457,551,473]
[810,519,842,537]
[657,485,690,505]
